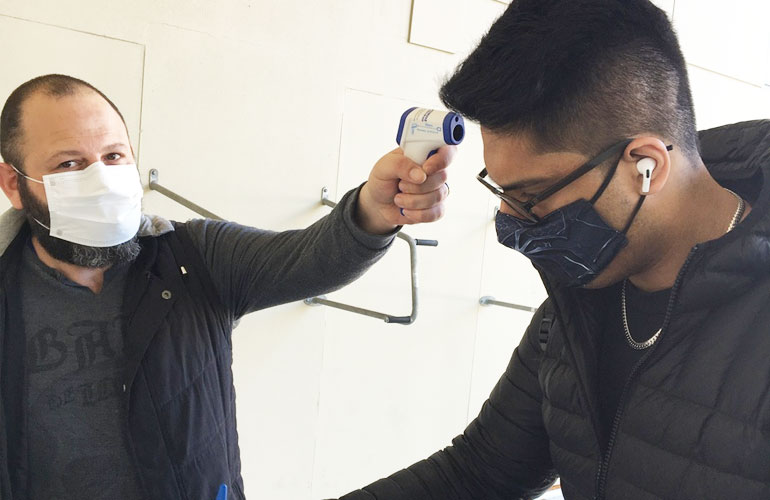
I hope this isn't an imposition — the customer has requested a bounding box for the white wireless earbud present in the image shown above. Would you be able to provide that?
[636,157,656,194]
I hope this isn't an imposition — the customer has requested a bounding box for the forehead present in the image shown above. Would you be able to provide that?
[19,90,129,163]
[480,128,587,188]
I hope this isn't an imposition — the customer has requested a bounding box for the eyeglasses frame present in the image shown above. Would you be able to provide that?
[477,139,673,222]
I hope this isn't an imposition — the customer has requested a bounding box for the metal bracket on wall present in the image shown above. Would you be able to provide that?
[148,169,224,220]
[479,296,537,313]
[303,187,438,325]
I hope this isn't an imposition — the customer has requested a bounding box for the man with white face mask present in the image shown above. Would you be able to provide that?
[0,74,453,499]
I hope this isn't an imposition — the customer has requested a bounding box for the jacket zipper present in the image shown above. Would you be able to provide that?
[594,247,699,500]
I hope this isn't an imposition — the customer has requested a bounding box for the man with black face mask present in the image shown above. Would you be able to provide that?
[0,74,453,499]
[333,0,770,499]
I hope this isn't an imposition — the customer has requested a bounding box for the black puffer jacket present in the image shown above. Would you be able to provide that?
[340,120,770,500]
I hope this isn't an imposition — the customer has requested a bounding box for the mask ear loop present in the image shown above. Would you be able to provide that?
[8,164,44,184]
[8,164,51,231]
[30,217,51,231]
[589,153,623,204]
[621,195,645,235]
[587,151,645,235]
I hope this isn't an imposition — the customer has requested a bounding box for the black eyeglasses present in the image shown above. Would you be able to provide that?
[477,139,673,222]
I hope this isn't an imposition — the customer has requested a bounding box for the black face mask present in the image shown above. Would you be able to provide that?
[494,149,645,288]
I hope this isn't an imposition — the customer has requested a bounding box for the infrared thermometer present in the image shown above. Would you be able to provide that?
[396,107,465,164]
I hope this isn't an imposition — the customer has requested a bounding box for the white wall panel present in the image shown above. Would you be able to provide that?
[138,21,342,230]
[674,0,770,86]
[0,0,151,44]
[409,0,505,54]
[231,306,327,500]
[689,64,770,131]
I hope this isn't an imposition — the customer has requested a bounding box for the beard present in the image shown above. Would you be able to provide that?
[17,177,141,268]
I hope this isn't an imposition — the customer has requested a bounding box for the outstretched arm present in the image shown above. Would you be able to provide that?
[183,146,455,319]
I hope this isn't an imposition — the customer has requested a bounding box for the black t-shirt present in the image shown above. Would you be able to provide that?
[598,280,671,447]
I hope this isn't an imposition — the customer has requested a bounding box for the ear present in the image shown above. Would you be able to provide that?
[0,162,25,209]
[621,137,672,196]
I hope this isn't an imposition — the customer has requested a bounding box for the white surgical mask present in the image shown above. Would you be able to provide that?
[11,161,143,247]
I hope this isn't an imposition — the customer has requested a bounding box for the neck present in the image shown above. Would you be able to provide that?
[30,237,110,294]
[628,168,750,292]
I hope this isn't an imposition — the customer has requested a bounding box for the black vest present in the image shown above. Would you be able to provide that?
[0,224,245,500]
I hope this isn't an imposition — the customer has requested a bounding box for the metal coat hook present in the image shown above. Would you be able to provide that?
[149,169,224,220]
[303,187,438,325]
[479,296,538,313]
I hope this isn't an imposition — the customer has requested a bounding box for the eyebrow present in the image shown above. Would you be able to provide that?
[47,143,129,162]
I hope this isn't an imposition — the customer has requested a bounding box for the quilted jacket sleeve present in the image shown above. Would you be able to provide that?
[183,186,396,319]
[336,301,558,500]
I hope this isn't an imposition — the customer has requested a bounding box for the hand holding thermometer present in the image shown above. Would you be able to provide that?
[357,107,462,229]
[396,107,465,164]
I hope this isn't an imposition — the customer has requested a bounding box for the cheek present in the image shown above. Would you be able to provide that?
[498,201,517,216]
[530,194,571,219]
[498,200,535,221]
[530,201,555,219]
[30,183,49,206]
[19,181,49,209]
[590,181,636,228]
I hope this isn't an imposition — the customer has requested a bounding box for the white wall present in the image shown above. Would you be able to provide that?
[0,1,767,499]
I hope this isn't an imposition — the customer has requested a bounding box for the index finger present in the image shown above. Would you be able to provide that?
[421,145,457,176]
[371,147,425,184]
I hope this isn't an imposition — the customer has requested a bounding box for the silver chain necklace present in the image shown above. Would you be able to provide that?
[622,189,746,350]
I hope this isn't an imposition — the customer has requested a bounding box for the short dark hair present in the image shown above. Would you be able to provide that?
[0,74,127,171]
[440,0,699,159]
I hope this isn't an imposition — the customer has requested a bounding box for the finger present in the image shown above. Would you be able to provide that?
[372,148,426,185]
[394,184,448,210]
[401,204,446,224]
[398,168,448,194]
[375,204,419,226]
[421,145,457,176]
